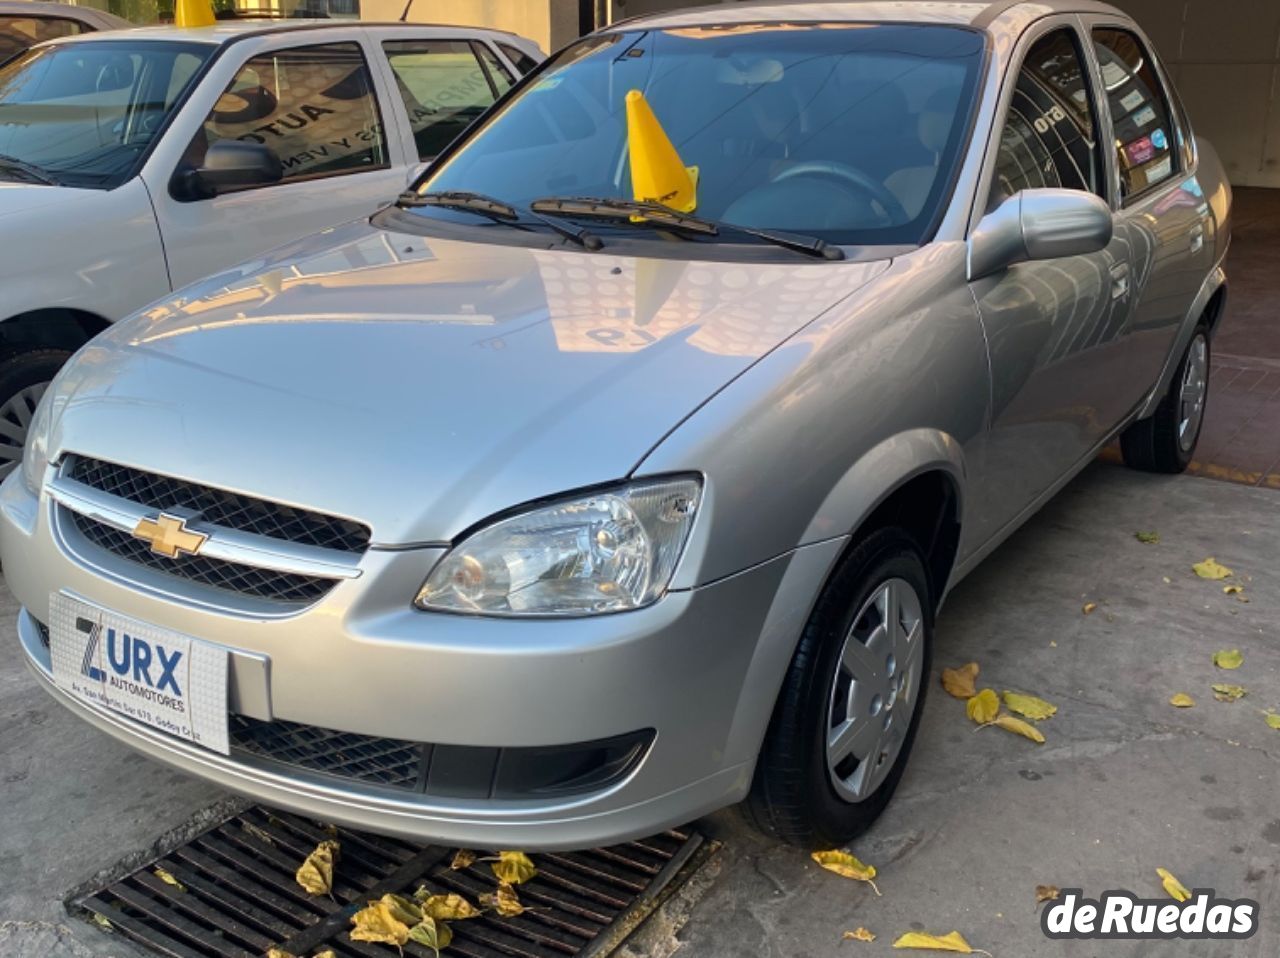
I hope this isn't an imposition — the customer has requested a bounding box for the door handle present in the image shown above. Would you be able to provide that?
[1110,263,1130,301]
[1190,225,1205,254]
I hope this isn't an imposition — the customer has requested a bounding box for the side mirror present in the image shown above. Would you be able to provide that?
[177,140,283,200]
[967,188,1113,281]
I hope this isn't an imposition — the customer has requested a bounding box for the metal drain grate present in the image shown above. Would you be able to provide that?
[70,806,708,958]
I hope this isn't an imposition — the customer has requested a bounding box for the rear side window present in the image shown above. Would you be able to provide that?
[498,42,538,75]
[474,41,514,94]
[0,15,84,63]
[1093,27,1178,200]
[191,42,388,183]
[989,28,1104,209]
[383,38,500,160]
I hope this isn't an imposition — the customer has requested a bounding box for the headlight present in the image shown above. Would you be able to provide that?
[416,476,702,617]
[19,388,54,495]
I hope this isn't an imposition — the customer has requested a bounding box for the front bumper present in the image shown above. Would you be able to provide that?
[2,471,838,849]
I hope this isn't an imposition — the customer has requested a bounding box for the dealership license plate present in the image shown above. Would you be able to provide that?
[48,593,229,755]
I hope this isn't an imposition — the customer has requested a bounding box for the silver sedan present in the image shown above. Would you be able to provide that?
[1,0,1230,850]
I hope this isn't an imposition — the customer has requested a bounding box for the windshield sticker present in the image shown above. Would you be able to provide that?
[1150,128,1168,150]
[1120,89,1146,112]
[1124,135,1156,165]
[1132,105,1157,128]
[1147,155,1173,182]
[1101,61,1129,89]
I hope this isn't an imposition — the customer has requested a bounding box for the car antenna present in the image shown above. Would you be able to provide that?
[398,0,412,20]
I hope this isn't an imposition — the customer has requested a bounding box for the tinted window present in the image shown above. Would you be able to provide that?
[474,41,513,93]
[990,29,1103,208]
[384,39,498,161]
[1093,28,1177,199]
[0,40,211,189]
[497,42,538,76]
[0,15,83,63]
[420,24,986,247]
[191,42,387,183]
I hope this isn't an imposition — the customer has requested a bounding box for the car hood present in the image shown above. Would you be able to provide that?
[51,220,891,545]
[0,181,86,219]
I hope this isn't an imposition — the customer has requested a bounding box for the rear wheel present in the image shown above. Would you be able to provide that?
[0,349,71,481]
[746,528,932,847]
[1121,325,1209,473]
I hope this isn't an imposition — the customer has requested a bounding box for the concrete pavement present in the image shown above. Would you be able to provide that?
[1,462,1277,957]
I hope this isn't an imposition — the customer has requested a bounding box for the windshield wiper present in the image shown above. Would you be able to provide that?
[530,196,844,260]
[398,190,603,250]
[0,153,59,186]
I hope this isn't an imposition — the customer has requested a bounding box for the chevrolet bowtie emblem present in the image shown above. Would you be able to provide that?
[132,513,208,559]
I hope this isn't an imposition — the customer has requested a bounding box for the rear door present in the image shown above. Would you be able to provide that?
[145,30,411,290]
[968,19,1135,544]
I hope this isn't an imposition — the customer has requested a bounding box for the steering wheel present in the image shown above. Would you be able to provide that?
[772,161,910,226]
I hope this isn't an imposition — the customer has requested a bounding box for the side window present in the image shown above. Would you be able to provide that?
[191,42,387,184]
[474,42,514,93]
[497,42,539,76]
[0,16,84,62]
[988,28,1104,210]
[383,39,500,161]
[1093,28,1178,200]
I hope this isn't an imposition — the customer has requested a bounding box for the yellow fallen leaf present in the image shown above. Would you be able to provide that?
[1002,691,1057,721]
[991,714,1045,743]
[1212,684,1246,702]
[1035,885,1060,904]
[153,868,186,892]
[1265,712,1280,731]
[843,927,876,942]
[89,913,114,933]
[481,882,529,917]
[966,689,999,725]
[812,850,876,882]
[1162,576,1172,584]
[1157,867,1190,902]
[417,892,481,921]
[1082,602,1097,614]
[1169,693,1195,708]
[1135,531,1159,544]
[941,662,979,699]
[408,916,453,956]
[313,952,336,958]
[242,822,275,846]
[1223,585,1242,594]
[450,848,477,870]
[350,901,410,947]
[295,840,339,897]
[1193,558,1232,580]
[265,950,295,958]
[1213,649,1243,670]
[377,893,423,926]
[492,850,537,885]
[892,930,989,954]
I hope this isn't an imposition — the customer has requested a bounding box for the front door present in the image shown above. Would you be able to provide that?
[147,39,408,290]
[968,22,1135,545]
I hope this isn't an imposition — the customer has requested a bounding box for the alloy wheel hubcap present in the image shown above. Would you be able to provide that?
[0,382,49,480]
[1178,334,1208,453]
[826,577,925,803]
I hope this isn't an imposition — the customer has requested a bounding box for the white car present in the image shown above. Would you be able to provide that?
[0,19,541,476]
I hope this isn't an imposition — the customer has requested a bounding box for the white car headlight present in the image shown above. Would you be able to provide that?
[416,476,702,617]
[19,388,54,495]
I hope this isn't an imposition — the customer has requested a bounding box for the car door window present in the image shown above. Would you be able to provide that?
[497,42,539,76]
[383,39,501,161]
[0,16,84,63]
[1092,28,1178,200]
[189,42,388,184]
[988,28,1104,210]
[474,41,514,93]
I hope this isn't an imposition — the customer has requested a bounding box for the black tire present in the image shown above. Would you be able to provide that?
[745,527,933,848]
[0,348,72,480]
[1120,323,1210,474]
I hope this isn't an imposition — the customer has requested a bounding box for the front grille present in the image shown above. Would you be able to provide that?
[72,513,336,605]
[231,715,424,790]
[68,457,371,554]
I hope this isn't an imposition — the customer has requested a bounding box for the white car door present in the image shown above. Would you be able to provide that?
[141,29,411,291]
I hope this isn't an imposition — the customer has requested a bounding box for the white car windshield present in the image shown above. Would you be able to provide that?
[417,23,986,247]
[0,39,211,189]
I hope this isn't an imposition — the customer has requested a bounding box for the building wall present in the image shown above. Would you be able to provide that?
[360,0,579,53]
[1089,1,1280,187]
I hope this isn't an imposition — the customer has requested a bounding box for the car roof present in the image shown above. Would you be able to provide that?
[45,18,521,47]
[0,0,129,28]
[609,0,1127,32]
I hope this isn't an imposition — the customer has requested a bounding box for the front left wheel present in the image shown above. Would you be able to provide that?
[745,527,932,848]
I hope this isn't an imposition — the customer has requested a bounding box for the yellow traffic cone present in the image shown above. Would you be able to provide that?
[174,0,215,27]
[626,89,698,213]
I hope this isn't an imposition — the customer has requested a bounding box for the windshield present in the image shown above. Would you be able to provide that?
[417,23,985,248]
[0,40,211,189]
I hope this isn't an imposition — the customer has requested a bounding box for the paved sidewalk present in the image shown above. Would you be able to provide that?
[2,463,1277,958]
